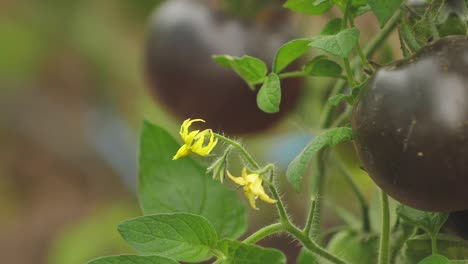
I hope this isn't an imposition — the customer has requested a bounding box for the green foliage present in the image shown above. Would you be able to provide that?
[273,39,312,73]
[88,255,178,264]
[400,234,468,263]
[138,122,247,239]
[287,127,354,190]
[418,255,450,264]
[216,240,286,264]
[327,230,379,264]
[309,28,360,58]
[212,55,267,86]
[297,248,320,264]
[283,0,333,15]
[257,73,281,113]
[118,213,217,262]
[368,0,404,27]
[321,18,343,35]
[397,205,448,238]
[304,56,343,78]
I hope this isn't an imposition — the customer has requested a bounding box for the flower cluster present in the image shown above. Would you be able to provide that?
[173,118,218,160]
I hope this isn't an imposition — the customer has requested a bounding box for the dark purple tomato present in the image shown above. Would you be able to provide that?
[145,0,302,134]
[352,36,468,212]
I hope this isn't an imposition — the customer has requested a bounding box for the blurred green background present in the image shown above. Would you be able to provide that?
[0,1,388,263]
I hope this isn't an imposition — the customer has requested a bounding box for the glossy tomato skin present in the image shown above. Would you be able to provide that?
[146,0,302,134]
[352,36,468,212]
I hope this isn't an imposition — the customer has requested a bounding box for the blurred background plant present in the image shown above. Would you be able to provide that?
[0,0,391,263]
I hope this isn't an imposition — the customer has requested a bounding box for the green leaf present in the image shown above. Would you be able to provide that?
[327,230,379,264]
[320,18,343,35]
[304,56,342,77]
[368,0,404,27]
[256,73,281,113]
[212,55,267,84]
[273,38,312,73]
[216,240,286,264]
[283,0,333,15]
[118,213,217,262]
[88,255,178,264]
[309,28,360,58]
[397,205,448,238]
[297,248,320,264]
[327,94,348,107]
[138,122,247,239]
[400,234,468,263]
[286,127,353,191]
[418,255,450,264]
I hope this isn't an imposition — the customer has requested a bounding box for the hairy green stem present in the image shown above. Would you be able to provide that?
[243,223,284,244]
[431,233,439,255]
[378,190,390,264]
[267,183,290,225]
[285,223,349,264]
[309,151,327,240]
[214,134,260,169]
[335,160,370,232]
[343,58,357,87]
[303,196,318,237]
[400,19,421,52]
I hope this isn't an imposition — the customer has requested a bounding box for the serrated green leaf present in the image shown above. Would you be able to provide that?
[321,18,343,35]
[418,255,450,264]
[273,38,312,73]
[88,255,178,264]
[400,234,468,263]
[397,205,448,238]
[138,122,247,240]
[118,213,217,262]
[309,28,360,58]
[212,55,267,84]
[283,0,333,15]
[304,56,342,77]
[287,127,353,191]
[368,0,404,27]
[256,73,281,113]
[216,240,286,264]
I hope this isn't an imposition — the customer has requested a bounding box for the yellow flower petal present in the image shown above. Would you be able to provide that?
[245,190,259,210]
[173,144,191,160]
[228,171,247,186]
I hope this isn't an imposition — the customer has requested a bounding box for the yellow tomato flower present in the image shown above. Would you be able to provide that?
[173,118,218,160]
[228,168,277,210]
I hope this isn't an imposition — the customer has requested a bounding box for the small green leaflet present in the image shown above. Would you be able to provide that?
[212,55,267,84]
[396,205,448,238]
[368,0,404,27]
[403,233,468,263]
[257,73,281,114]
[304,56,342,78]
[287,127,353,191]
[418,255,450,264]
[216,240,286,264]
[273,38,312,73]
[283,0,333,16]
[118,213,217,263]
[88,255,178,264]
[138,122,247,240]
[309,28,360,58]
[320,18,343,35]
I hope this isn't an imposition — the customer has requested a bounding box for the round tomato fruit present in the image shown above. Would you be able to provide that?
[145,0,302,134]
[352,36,468,212]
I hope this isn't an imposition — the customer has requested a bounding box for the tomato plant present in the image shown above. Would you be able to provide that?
[88,1,468,264]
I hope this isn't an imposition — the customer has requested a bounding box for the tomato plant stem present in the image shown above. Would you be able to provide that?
[336,160,370,232]
[285,223,349,264]
[431,233,439,255]
[303,195,318,237]
[214,134,260,169]
[378,190,390,264]
[242,223,284,244]
[267,183,290,225]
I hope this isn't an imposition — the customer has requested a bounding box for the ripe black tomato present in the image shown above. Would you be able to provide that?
[145,0,302,134]
[352,36,468,212]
